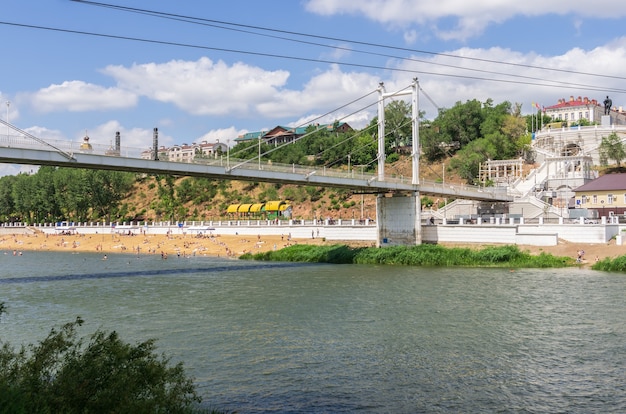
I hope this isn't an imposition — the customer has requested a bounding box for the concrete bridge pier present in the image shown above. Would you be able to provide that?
[376,192,422,247]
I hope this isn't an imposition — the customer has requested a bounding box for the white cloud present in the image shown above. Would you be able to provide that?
[71,120,174,153]
[256,64,381,119]
[290,111,373,130]
[102,57,290,117]
[197,127,247,145]
[30,81,137,113]
[304,0,626,41]
[18,37,626,151]
[320,43,353,61]
[403,30,418,45]
[390,38,626,118]
[102,58,382,125]
[22,126,67,142]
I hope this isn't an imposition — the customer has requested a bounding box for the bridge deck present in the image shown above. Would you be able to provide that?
[0,136,512,202]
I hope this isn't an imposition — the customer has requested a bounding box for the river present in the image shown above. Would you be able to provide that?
[1,251,625,413]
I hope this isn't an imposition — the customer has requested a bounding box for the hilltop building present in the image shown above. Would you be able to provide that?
[141,140,228,162]
[441,95,626,222]
[234,122,353,146]
[543,95,626,126]
[143,122,353,163]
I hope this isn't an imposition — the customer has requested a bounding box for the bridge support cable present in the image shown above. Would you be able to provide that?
[377,79,421,184]
[227,88,380,173]
[411,78,420,185]
[377,82,386,182]
[0,119,75,161]
[418,86,441,114]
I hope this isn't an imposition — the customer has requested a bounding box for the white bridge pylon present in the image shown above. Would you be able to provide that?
[377,78,420,185]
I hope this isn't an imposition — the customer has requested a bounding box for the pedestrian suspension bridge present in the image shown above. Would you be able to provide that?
[0,79,512,246]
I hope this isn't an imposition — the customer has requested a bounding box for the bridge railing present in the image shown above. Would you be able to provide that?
[0,134,145,158]
[1,133,508,197]
[194,156,508,196]
[535,124,626,137]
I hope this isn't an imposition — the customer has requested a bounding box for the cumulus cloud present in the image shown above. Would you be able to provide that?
[197,127,248,145]
[102,57,290,117]
[390,38,626,118]
[102,58,382,126]
[30,81,137,113]
[320,43,354,61]
[304,0,625,41]
[256,64,381,120]
[38,120,172,156]
[23,126,67,142]
[19,39,626,150]
[290,110,373,130]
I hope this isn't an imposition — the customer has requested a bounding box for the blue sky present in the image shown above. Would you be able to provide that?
[2,0,626,175]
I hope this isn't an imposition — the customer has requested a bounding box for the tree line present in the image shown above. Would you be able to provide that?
[0,167,135,223]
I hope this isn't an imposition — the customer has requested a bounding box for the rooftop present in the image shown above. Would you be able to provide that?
[574,173,626,192]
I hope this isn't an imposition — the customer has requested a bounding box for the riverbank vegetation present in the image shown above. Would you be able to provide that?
[0,304,226,413]
[241,244,574,268]
[592,255,626,272]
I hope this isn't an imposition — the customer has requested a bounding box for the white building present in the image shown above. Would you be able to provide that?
[141,141,228,162]
[544,96,626,126]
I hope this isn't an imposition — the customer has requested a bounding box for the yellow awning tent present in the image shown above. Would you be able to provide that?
[264,200,285,212]
[237,204,253,213]
[250,203,265,213]
[226,204,240,213]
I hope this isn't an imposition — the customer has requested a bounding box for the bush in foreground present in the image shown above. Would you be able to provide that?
[0,309,202,413]
[242,244,573,268]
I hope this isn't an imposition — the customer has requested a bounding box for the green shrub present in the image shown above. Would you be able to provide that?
[0,313,201,413]
[593,255,626,272]
[245,244,574,268]
[243,244,360,264]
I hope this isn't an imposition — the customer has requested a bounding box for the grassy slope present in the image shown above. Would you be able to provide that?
[119,156,450,222]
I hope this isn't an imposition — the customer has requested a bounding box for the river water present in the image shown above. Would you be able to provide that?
[1,251,625,413]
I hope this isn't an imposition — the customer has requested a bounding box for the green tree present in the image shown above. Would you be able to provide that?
[176,177,195,203]
[33,166,62,222]
[0,175,17,221]
[599,132,626,167]
[154,175,182,222]
[0,309,200,413]
[85,170,135,221]
[12,173,38,223]
[439,99,484,148]
[450,138,497,183]
[350,133,377,170]
[385,100,412,153]
[421,99,484,162]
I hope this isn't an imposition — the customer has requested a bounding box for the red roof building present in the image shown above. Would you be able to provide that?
[544,96,626,126]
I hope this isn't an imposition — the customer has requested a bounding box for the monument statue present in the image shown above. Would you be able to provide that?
[604,96,612,115]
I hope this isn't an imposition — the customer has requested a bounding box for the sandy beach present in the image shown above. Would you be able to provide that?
[0,230,329,259]
[1,229,624,267]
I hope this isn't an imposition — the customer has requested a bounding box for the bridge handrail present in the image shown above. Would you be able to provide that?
[1,133,509,199]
